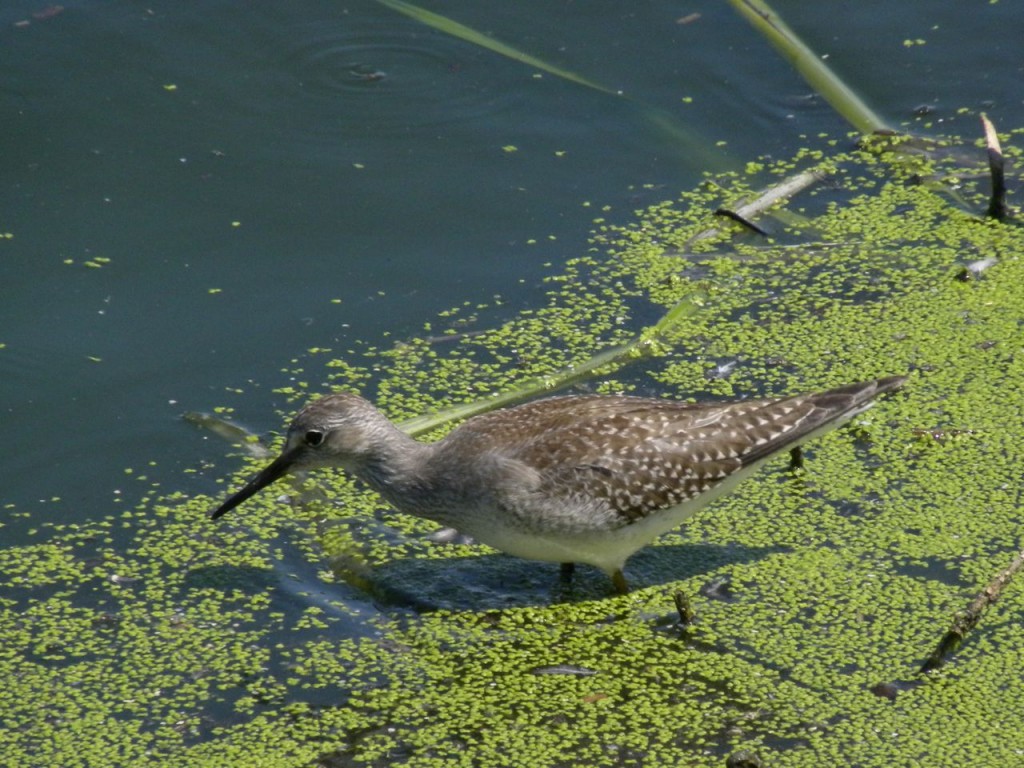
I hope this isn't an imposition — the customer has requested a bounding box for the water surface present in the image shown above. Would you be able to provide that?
[1,0,1019,538]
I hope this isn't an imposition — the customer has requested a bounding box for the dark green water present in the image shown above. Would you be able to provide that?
[1,0,1020,535]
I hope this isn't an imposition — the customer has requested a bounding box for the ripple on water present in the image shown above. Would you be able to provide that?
[244,18,522,147]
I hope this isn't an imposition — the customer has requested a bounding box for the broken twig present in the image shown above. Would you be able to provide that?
[921,543,1024,672]
[981,113,1008,221]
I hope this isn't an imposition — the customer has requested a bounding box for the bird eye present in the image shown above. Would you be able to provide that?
[305,430,325,447]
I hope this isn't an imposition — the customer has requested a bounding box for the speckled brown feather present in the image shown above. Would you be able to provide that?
[439,378,903,526]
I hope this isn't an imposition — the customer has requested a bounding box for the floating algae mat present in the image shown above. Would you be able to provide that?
[3,137,1024,766]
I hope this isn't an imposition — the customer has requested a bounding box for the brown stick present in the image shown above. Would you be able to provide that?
[921,544,1024,672]
[686,168,827,247]
[981,113,1008,221]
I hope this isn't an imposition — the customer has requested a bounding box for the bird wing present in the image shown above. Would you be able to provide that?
[445,379,902,527]
[520,398,803,521]
[466,394,844,524]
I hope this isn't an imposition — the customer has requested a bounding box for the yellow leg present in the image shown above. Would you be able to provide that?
[612,570,629,595]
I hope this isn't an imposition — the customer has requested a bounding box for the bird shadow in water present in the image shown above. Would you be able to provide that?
[188,523,788,615]
[345,542,791,612]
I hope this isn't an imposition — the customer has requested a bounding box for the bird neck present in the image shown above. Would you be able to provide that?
[349,420,434,503]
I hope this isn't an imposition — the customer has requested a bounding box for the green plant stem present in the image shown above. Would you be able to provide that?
[728,0,890,134]
[398,292,705,437]
[376,0,617,95]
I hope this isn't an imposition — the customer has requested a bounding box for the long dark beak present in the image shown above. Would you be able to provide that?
[209,449,301,520]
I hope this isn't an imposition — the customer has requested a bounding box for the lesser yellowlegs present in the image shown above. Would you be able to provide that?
[211,376,905,593]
